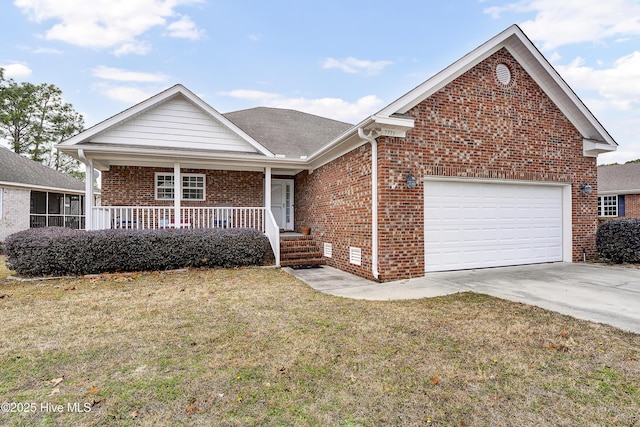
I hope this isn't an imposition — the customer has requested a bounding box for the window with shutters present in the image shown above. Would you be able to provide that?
[598,195,618,217]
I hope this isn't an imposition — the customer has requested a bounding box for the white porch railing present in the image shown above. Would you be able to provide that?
[91,206,280,265]
[263,208,280,267]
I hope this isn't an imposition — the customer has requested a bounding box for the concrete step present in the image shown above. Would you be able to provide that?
[281,258,326,267]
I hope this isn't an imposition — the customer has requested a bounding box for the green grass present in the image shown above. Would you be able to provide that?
[0,256,639,426]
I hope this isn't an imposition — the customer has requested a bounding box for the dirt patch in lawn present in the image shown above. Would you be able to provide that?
[1,256,639,426]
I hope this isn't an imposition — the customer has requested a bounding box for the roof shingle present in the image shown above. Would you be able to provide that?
[598,163,640,194]
[0,146,85,192]
[224,107,353,158]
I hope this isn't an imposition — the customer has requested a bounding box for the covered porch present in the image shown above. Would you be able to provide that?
[55,85,329,268]
[82,160,293,267]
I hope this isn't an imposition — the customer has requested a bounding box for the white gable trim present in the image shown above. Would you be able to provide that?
[59,85,275,157]
[377,25,617,151]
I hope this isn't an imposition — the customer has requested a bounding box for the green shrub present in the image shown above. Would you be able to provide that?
[596,218,640,264]
[4,227,266,276]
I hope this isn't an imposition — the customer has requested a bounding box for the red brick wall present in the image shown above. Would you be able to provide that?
[298,48,598,281]
[624,194,640,218]
[295,145,374,278]
[102,166,264,207]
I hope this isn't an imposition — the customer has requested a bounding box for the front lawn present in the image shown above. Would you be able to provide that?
[1,257,638,426]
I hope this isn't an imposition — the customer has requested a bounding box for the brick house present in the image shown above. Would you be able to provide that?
[598,163,640,218]
[58,25,617,281]
[0,146,87,242]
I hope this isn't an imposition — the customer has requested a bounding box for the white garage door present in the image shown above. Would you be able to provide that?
[424,180,563,272]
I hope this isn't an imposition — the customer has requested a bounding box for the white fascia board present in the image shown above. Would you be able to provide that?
[375,25,617,151]
[306,115,416,171]
[377,27,516,117]
[306,118,371,162]
[69,144,307,170]
[179,86,275,157]
[598,189,640,196]
[0,180,85,194]
[58,84,275,158]
[504,36,618,149]
[308,133,367,172]
[59,85,187,146]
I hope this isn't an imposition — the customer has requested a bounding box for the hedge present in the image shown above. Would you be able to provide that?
[4,227,267,277]
[596,218,640,264]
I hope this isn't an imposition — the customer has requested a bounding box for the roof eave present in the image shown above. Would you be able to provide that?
[305,114,416,170]
[59,143,309,171]
[0,180,85,194]
[374,25,617,151]
[598,189,640,196]
[584,139,617,157]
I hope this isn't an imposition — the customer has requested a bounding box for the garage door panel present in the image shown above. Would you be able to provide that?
[425,181,564,272]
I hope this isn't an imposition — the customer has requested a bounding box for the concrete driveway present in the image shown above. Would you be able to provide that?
[287,263,640,334]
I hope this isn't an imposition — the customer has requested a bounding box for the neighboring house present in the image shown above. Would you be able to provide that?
[0,146,87,242]
[597,163,640,218]
[58,25,617,281]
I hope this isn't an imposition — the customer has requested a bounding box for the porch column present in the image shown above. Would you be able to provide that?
[174,162,181,226]
[84,157,94,230]
[264,166,272,209]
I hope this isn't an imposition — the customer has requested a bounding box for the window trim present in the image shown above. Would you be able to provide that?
[598,195,618,217]
[154,172,206,201]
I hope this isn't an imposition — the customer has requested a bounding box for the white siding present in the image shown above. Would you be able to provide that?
[0,187,30,242]
[92,97,258,153]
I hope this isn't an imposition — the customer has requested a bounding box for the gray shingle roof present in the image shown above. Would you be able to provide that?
[224,107,353,158]
[0,146,85,192]
[598,163,640,194]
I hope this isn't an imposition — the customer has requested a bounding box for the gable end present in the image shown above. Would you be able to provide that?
[90,95,260,153]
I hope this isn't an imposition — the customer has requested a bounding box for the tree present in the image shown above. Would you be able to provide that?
[0,68,85,177]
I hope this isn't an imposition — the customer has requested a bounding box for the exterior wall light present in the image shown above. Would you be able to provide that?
[406,171,417,189]
[580,182,592,195]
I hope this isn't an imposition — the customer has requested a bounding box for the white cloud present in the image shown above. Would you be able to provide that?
[92,66,168,82]
[222,89,281,102]
[13,0,204,55]
[96,84,161,104]
[484,0,640,50]
[1,63,33,78]
[33,47,63,54]
[114,42,152,56]
[166,15,204,40]
[556,52,640,111]
[221,89,383,123]
[322,57,393,75]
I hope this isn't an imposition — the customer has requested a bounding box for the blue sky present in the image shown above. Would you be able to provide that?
[2,0,639,164]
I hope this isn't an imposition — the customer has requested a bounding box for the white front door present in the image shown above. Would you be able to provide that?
[271,179,294,230]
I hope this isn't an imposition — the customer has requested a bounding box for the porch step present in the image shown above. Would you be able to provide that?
[279,235,325,268]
